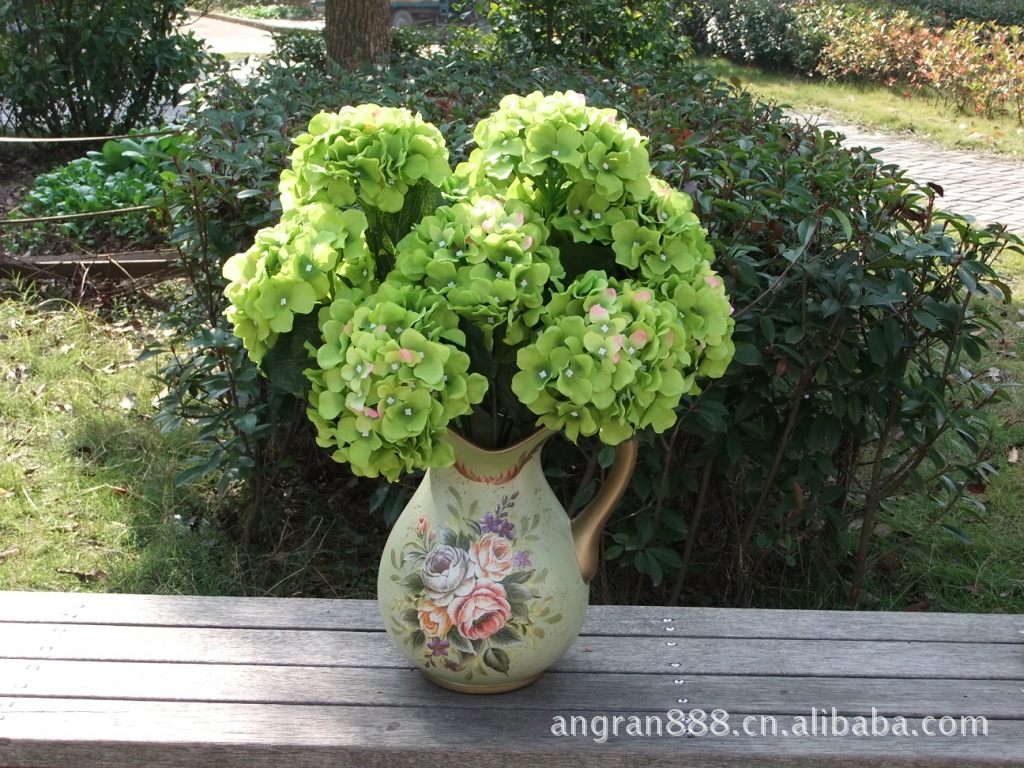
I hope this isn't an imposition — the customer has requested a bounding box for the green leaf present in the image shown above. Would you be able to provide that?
[731,341,764,367]
[867,326,888,366]
[488,626,525,647]
[483,647,510,674]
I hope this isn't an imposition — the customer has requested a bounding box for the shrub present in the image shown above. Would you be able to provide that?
[148,38,1022,605]
[684,0,808,71]
[918,21,1024,121]
[0,0,209,137]
[815,8,938,85]
[613,70,1019,605]
[889,0,1024,27]
[486,0,689,68]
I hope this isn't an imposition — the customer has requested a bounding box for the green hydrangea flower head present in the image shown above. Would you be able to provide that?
[222,203,371,363]
[512,271,701,444]
[390,195,563,345]
[306,283,487,481]
[456,91,651,217]
[283,105,452,214]
[610,178,714,284]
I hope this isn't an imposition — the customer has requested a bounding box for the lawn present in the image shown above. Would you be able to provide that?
[698,56,1024,158]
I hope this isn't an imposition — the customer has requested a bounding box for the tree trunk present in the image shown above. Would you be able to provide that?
[324,0,391,70]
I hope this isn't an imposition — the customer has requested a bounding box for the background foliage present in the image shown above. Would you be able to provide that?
[0,0,208,136]
[4,1,1022,609]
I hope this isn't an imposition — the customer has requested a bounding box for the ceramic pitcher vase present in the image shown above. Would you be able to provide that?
[377,428,638,693]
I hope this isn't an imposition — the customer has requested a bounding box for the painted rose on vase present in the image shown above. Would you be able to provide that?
[386,487,562,678]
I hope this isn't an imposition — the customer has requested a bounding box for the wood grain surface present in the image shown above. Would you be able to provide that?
[0,593,1021,768]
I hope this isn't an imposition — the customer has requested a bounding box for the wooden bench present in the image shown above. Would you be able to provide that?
[0,591,1021,766]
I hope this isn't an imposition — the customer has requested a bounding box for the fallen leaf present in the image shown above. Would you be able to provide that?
[964,581,983,594]
[0,547,19,562]
[873,522,892,537]
[120,394,138,411]
[1009,446,1019,464]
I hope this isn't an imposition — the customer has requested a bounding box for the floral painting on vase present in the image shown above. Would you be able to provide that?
[386,487,563,680]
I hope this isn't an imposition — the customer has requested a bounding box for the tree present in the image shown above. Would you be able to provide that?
[324,0,391,69]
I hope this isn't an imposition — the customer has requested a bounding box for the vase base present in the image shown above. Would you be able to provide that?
[423,670,544,694]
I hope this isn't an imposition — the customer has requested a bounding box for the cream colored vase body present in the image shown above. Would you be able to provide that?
[377,429,637,693]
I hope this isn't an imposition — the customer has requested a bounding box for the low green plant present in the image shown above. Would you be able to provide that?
[3,132,182,254]
[0,0,209,136]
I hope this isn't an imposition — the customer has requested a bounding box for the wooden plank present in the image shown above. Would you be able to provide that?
[0,699,1017,768]
[0,659,1019,718]
[0,250,180,280]
[0,622,1020,680]
[2,593,1022,644]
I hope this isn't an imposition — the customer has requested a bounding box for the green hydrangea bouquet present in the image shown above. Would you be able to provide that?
[222,93,736,482]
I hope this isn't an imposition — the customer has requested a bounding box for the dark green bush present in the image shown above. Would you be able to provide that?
[888,0,1024,26]
[0,0,209,136]
[486,0,690,68]
[682,0,812,71]
[148,37,1021,605]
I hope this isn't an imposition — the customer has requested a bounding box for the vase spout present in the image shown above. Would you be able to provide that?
[571,440,639,584]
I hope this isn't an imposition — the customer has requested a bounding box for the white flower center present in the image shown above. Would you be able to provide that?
[279,297,287,306]
[539,370,548,379]
[551,150,560,157]
[405,408,413,416]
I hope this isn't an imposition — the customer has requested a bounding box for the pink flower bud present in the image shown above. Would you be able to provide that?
[512,213,525,227]
[634,290,652,302]
[589,305,610,322]
[364,407,380,418]
[704,276,722,289]
[630,329,649,348]
[606,287,617,298]
[417,516,428,534]
[399,348,414,363]
[522,235,533,250]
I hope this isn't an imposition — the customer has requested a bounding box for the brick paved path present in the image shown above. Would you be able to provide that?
[788,112,1024,235]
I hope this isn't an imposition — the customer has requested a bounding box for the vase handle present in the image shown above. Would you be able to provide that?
[570,440,639,584]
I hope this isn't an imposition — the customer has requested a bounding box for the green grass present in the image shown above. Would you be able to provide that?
[698,57,1024,158]
[0,281,381,597]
